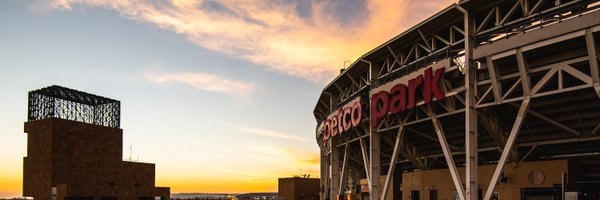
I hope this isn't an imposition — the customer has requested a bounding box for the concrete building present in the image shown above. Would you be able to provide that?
[278,177,320,200]
[402,160,569,200]
[23,85,169,200]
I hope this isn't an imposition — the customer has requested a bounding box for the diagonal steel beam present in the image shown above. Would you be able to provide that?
[346,73,359,88]
[418,29,433,51]
[593,123,600,135]
[402,144,426,170]
[502,77,522,100]
[517,48,532,95]
[561,64,593,85]
[381,121,407,200]
[387,46,402,67]
[509,103,581,136]
[426,105,466,200]
[528,0,545,15]
[359,137,370,185]
[477,108,520,162]
[499,1,521,25]
[484,97,531,200]
[407,127,460,150]
[531,67,558,95]
[520,145,538,162]
[338,144,349,195]
[476,7,496,33]
[519,0,529,15]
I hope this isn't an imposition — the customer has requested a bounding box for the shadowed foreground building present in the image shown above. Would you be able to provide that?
[278,177,319,200]
[23,85,169,200]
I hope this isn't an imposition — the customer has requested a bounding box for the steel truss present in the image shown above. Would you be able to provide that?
[28,85,121,128]
[314,0,600,200]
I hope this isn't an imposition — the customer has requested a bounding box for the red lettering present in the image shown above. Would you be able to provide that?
[389,84,407,114]
[423,67,446,103]
[330,113,339,137]
[322,120,330,141]
[408,75,423,109]
[336,109,343,134]
[371,91,389,128]
[321,98,364,141]
[342,107,352,131]
[351,101,362,127]
[368,66,447,128]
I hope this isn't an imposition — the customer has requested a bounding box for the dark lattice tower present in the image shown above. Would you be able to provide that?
[28,85,120,128]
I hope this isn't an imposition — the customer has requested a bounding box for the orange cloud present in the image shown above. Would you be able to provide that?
[36,0,456,82]
[300,156,320,166]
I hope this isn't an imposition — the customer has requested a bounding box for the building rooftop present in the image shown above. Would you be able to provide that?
[28,85,120,128]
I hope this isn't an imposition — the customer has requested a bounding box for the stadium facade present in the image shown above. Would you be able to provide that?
[313,0,600,200]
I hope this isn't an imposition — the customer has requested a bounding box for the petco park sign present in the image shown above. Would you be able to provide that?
[319,98,363,141]
[319,64,447,141]
[370,66,446,127]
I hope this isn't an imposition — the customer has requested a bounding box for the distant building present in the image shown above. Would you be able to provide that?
[23,85,169,200]
[170,193,235,200]
[278,177,319,200]
[234,193,278,200]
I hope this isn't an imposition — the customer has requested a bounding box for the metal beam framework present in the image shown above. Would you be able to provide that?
[315,1,600,200]
[28,85,120,128]
[380,115,409,200]
[484,97,531,200]
[586,28,600,98]
[427,106,466,200]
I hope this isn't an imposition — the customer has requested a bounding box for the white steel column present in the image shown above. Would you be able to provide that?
[483,97,530,200]
[320,152,327,200]
[330,138,340,200]
[368,57,381,200]
[458,4,478,200]
[324,152,330,200]
[370,126,381,200]
[585,29,600,98]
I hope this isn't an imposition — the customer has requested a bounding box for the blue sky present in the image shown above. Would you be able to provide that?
[0,0,453,197]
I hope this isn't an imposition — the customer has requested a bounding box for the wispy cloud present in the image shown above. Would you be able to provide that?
[145,71,256,98]
[238,127,306,142]
[34,0,455,82]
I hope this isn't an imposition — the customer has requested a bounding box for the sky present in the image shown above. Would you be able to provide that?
[0,0,454,197]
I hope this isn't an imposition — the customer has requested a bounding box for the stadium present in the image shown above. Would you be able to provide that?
[313,0,600,200]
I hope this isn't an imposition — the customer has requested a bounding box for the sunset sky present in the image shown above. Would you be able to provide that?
[0,0,454,197]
